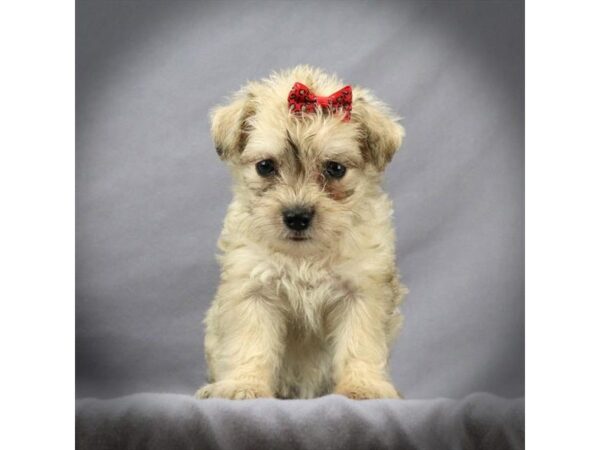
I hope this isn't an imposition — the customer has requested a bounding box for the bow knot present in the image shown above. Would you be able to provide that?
[288,82,352,121]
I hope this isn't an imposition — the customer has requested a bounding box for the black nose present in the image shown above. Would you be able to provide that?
[283,207,314,231]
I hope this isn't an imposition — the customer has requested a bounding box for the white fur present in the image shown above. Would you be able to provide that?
[196,66,407,400]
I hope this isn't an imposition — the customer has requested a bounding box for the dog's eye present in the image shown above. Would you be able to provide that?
[324,161,346,179]
[256,159,276,177]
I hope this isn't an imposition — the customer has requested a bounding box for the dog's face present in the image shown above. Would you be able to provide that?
[211,67,404,255]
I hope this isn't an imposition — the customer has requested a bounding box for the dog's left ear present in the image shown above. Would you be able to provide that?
[352,93,405,171]
[210,88,256,162]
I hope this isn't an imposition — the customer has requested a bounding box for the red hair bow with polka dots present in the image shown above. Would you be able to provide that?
[288,82,353,121]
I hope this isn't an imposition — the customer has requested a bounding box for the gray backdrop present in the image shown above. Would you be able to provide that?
[76,0,524,400]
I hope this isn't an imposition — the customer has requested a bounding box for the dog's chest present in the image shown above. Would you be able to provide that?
[270,260,348,330]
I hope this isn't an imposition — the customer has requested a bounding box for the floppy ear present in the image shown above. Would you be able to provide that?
[353,93,405,171]
[210,89,255,161]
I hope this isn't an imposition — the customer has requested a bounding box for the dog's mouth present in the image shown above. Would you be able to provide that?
[287,234,310,242]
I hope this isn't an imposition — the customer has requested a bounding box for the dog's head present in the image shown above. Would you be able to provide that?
[211,66,404,255]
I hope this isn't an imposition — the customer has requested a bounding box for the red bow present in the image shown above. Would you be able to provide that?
[288,82,352,121]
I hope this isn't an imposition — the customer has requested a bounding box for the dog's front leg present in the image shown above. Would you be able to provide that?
[196,294,285,400]
[330,295,400,400]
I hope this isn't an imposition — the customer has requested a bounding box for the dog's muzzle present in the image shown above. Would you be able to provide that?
[282,207,314,232]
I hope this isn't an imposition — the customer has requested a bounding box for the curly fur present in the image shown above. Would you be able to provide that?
[196,66,407,400]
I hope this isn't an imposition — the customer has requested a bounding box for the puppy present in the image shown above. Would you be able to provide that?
[196,66,407,400]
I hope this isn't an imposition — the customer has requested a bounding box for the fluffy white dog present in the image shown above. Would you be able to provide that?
[196,66,407,400]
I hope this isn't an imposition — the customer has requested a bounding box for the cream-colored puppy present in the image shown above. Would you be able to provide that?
[196,66,407,400]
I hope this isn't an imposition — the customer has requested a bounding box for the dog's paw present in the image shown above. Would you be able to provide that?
[334,379,401,400]
[195,380,273,400]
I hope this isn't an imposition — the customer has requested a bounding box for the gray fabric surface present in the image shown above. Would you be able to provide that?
[76,0,524,401]
[76,393,524,450]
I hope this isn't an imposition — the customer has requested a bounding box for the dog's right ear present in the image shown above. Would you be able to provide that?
[211,89,255,162]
